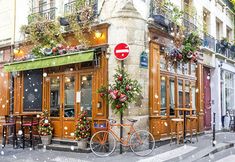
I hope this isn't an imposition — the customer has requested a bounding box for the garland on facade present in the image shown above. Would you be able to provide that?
[167,32,201,65]
[38,110,53,136]
[98,67,142,114]
[74,111,90,141]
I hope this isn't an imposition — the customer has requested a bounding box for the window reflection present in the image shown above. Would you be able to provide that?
[178,80,183,108]
[170,78,175,116]
[64,76,75,117]
[177,63,183,74]
[50,78,60,117]
[192,85,196,114]
[160,76,167,116]
[185,81,190,108]
[81,75,92,117]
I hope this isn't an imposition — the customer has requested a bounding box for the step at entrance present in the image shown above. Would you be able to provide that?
[38,138,91,153]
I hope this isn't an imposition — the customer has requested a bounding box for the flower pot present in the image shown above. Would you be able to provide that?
[41,134,52,145]
[77,139,87,149]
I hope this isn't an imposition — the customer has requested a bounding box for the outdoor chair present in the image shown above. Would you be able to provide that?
[2,115,17,148]
[20,115,39,149]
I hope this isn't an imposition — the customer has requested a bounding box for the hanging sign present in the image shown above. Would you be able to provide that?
[140,51,148,68]
[114,43,129,60]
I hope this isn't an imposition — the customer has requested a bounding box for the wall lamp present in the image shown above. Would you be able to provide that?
[218,61,223,68]
[94,30,103,39]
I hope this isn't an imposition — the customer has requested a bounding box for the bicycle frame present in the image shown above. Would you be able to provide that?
[105,120,141,147]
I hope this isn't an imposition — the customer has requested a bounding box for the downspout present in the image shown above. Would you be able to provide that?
[10,0,17,114]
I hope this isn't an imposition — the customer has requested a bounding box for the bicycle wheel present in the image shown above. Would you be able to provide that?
[130,130,155,156]
[90,131,116,157]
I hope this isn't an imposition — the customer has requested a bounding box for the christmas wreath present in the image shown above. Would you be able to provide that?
[38,110,53,136]
[98,67,142,114]
[74,111,90,141]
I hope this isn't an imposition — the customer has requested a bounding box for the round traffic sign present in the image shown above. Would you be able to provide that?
[114,43,129,60]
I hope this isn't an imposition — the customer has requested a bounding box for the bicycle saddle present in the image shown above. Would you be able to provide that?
[127,119,138,123]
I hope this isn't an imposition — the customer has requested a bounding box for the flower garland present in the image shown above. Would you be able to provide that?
[38,110,53,136]
[74,111,90,141]
[167,32,201,65]
[98,67,142,114]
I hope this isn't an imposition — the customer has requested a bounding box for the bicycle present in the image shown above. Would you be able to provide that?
[90,119,155,157]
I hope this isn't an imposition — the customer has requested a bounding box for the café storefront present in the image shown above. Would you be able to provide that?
[148,25,205,140]
[3,23,109,139]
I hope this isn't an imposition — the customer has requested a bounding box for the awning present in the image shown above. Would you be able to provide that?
[4,50,94,72]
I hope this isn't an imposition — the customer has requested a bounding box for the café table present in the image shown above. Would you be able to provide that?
[175,108,193,143]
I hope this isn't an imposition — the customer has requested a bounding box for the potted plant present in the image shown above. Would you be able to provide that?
[38,110,53,145]
[74,111,90,149]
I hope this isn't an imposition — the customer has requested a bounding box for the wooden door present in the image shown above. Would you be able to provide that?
[203,67,211,130]
[49,74,76,139]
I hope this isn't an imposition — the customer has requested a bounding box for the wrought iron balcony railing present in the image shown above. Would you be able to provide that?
[150,0,197,34]
[28,3,56,23]
[216,39,235,59]
[203,34,216,51]
[64,0,98,16]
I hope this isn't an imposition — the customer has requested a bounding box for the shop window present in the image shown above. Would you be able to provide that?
[169,78,175,116]
[160,76,167,116]
[23,69,43,112]
[184,63,189,75]
[81,75,92,117]
[64,76,75,117]
[168,62,175,73]
[177,62,183,74]
[191,84,196,114]
[185,81,190,108]
[178,79,183,108]
[191,63,196,76]
[224,72,234,111]
[160,54,167,70]
[50,78,60,117]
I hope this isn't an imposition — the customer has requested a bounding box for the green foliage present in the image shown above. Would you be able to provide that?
[38,110,53,136]
[20,15,65,57]
[98,67,142,114]
[74,111,90,141]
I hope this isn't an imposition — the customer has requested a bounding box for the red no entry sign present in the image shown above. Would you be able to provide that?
[114,43,129,60]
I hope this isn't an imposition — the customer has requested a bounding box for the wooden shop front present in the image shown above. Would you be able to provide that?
[148,25,204,140]
[3,23,109,139]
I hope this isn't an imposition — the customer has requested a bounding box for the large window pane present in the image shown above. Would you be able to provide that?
[192,85,196,113]
[64,76,75,117]
[169,78,175,116]
[178,80,183,108]
[23,69,42,112]
[177,63,183,74]
[50,78,60,117]
[160,76,167,116]
[160,54,167,70]
[81,75,92,117]
[185,81,190,108]
[191,63,196,76]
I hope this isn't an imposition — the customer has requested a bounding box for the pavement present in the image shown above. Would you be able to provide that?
[1,131,235,162]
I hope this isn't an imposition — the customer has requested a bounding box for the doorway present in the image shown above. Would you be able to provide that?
[203,67,212,130]
[48,72,93,139]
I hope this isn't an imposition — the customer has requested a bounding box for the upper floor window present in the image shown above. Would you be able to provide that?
[30,0,56,21]
[0,51,3,62]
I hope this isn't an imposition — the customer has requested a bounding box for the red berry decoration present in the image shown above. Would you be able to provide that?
[115,104,121,109]
[52,47,58,53]
[117,75,123,81]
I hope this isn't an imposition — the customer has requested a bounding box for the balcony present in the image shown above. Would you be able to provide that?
[216,40,235,59]
[202,34,216,52]
[149,1,197,34]
[64,0,98,16]
[28,3,56,23]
